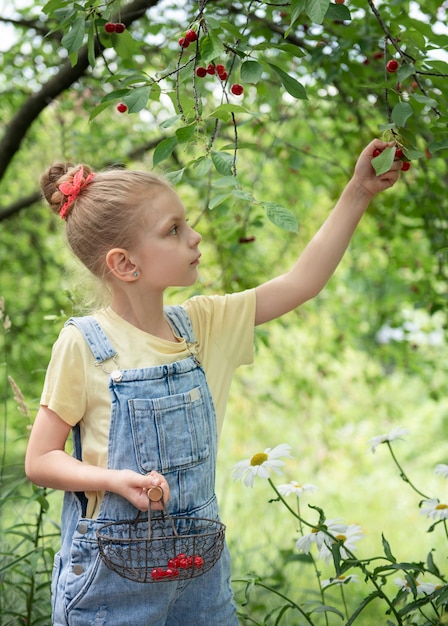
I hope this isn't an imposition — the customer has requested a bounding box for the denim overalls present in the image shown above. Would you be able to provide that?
[51,306,238,626]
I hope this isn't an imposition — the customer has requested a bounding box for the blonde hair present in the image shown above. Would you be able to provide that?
[40,163,170,280]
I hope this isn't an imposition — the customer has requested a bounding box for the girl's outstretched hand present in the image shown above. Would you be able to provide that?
[115,469,170,511]
[352,139,403,197]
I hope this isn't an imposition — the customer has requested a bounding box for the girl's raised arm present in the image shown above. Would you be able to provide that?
[255,139,402,326]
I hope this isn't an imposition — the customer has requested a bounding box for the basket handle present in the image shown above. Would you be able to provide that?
[146,487,178,540]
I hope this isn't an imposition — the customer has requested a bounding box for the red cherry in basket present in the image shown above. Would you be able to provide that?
[193,555,204,568]
[151,567,164,580]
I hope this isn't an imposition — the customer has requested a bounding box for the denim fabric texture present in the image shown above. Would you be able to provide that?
[52,306,238,625]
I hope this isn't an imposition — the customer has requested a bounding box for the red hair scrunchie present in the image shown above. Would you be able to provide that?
[58,166,95,220]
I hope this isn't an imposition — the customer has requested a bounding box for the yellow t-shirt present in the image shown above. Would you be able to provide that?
[40,290,256,517]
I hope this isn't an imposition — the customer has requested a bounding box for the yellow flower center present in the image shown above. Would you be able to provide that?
[436,503,448,510]
[250,452,268,466]
[337,575,347,581]
[335,534,347,541]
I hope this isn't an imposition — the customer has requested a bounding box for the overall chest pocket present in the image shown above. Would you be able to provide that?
[128,387,210,474]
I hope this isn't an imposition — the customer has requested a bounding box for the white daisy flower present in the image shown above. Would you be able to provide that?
[394,577,439,596]
[322,574,359,589]
[319,524,364,563]
[277,481,318,498]
[368,427,409,453]
[295,531,318,554]
[420,498,448,520]
[232,443,293,488]
[296,519,348,555]
[435,464,448,479]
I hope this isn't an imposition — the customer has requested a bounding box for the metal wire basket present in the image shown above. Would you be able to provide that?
[96,487,226,583]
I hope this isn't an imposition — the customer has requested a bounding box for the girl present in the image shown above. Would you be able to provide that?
[25,140,402,625]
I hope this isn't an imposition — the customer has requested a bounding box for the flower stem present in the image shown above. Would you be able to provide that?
[268,478,316,530]
[386,442,430,499]
[340,585,349,620]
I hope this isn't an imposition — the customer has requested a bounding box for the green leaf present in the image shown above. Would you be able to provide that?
[262,202,298,232]
[211,151,234,176]
[209,193,231,209]
[199,31,224,65]
[113,29,139,60]
[410,93,438,107]
[193,157,212,177]
[372,146,395,176]
[240,60,263,84]
[175,123,196,143]
[207,104,249,121]
[61,16,85,55]
[153,137,178,167]
[377,122,396,132]
[159,115,182,129]
[268,64,307,99]
[87,19,96,68]
[309,603,344,618]
[382,533,396,562]
[212,176,240,188]
[397,63,416,82]
[325,3,351,20]
[232,189,255,202]
[89,101,113,121]
[345,592,380,626]
[164,169,184,184]
[149,83,161,102]
[305,0,330,24]
[290,0,306,25]
[426,550,440,577]
[429,140,448,153]
[391,102,413,127]
[101,89,130,104]
[124,86,151,113]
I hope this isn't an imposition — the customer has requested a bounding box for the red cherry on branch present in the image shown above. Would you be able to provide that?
[196,66,207,77]
[401,161,411,171]
[117,103,128,113]
[231,83,244,96]
[104,22,116,33]
[178,37,189,48]
[115,23,126,33]
[386,59,399,73]
[185,29,198,43]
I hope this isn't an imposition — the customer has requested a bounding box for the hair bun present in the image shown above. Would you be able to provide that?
[40,162,94,218]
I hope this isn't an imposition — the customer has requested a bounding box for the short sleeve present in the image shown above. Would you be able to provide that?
[40,325,89,426]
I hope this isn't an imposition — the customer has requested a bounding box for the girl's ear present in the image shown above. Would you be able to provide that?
[105,248,139,282]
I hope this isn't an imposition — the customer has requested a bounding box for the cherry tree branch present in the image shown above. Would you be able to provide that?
[0,0,160,183]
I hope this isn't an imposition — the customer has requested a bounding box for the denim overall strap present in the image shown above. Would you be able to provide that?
[164,306,195,342]
[64,316,117,364]
[63,316,119,471]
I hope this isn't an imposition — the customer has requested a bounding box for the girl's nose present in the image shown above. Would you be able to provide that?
[190,227,202,246]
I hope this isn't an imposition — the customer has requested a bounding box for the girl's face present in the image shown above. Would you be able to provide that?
[131,187,202,291]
